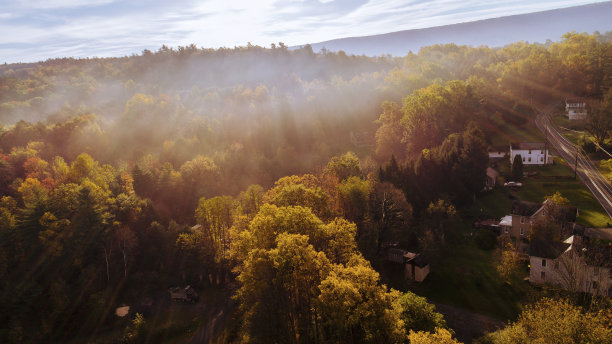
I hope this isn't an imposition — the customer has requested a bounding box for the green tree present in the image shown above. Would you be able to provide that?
[586,93,612,150]
[511,154,523,180]
[179,155,219,218]
[483,298,611,343]
[18,177,48,208]
[408,328,462,344]
[235,233,330,343]
[325,152,362,182]
[338,176,372,224]
[121,313,148,344]
[397,292,448,334]
[375,101,406,162]
[371,181,412,254]
[238,184,264,217]
[497,243,518,283]
[317,255,405,343]
[195,195,237,281]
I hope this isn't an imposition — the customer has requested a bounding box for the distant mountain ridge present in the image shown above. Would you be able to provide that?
[302,1,612,56]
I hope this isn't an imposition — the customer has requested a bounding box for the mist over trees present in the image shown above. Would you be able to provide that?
[1,32,612,342]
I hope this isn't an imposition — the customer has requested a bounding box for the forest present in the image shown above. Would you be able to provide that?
[1,32,612,343]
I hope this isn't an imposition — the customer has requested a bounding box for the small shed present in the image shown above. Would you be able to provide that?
[484,167,499,191]
[403,252,430,282]
[383,245,430,282]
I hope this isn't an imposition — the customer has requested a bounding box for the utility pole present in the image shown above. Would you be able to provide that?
[575,149,578,180]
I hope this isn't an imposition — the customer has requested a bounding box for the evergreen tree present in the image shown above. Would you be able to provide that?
[512,154,523,180]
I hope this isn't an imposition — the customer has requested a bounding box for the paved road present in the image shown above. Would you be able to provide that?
[535,104,612,220]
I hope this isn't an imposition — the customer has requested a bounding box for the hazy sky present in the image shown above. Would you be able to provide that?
[0,0,608,63]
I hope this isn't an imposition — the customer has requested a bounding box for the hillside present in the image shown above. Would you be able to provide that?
[304,1,612,55]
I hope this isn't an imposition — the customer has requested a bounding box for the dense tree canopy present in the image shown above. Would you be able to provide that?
[1,32,611,343]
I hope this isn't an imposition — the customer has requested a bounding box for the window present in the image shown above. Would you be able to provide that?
[529,150,532,154]
[592,281,598,290]
[542,259,547,267]
[541,150,544,154]
[541,271,546,280]
[540,157,544,162]
[528,157,532,162]
[520,227,524,236]
[521,217,525,224]
[523,157,525,162]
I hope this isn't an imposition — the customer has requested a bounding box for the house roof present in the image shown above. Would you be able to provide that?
[500,215,512,226]
[568,238,612,268]
[538,199,579,223]
[529,239,571,259]
[388,248,407,256]
[510,142,547,150]
[511,200,542,216]
[405,253,429,268]
[560,206,579,223]
[486,167,499,179]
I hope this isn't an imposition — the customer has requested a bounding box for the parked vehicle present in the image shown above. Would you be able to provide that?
[168,285,199,303]
[504,181,523,188]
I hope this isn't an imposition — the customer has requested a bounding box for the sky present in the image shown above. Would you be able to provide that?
[0,0,609,63]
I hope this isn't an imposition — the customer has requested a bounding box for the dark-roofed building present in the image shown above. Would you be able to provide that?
[529,239,571,260]
[510,142,552,165]
[506,201,542,242]
[508,200,578,238]
[383,245,430,282]
[529,236,612,296]
[529,239,571,286]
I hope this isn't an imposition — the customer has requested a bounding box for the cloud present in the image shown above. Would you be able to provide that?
[13,0,119,10]
[0,0,609,63]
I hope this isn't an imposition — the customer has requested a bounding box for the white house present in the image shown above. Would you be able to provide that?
[510,142,552,165]
[529,236,612,297]
[565,98,587,120]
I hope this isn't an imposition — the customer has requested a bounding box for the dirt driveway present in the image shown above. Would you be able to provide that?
[433,302,506,343]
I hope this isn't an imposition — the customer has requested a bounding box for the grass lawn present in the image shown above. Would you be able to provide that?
[462,158,609,227]
[482,112,544,148]
[379,157,610,322]
[512,158,609,227]
[380,217,534,322]
[410,239,532,321]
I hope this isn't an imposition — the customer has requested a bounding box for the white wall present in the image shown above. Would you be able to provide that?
[510,149,549,165]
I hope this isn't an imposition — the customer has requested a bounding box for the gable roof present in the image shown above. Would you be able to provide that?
[536,199,578,223]
[559,206,579,223]
[486,167,499,179]
[529,239,571,259]
[511,200,542,216]
[510,142,547,150]
[405,252,429,268]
